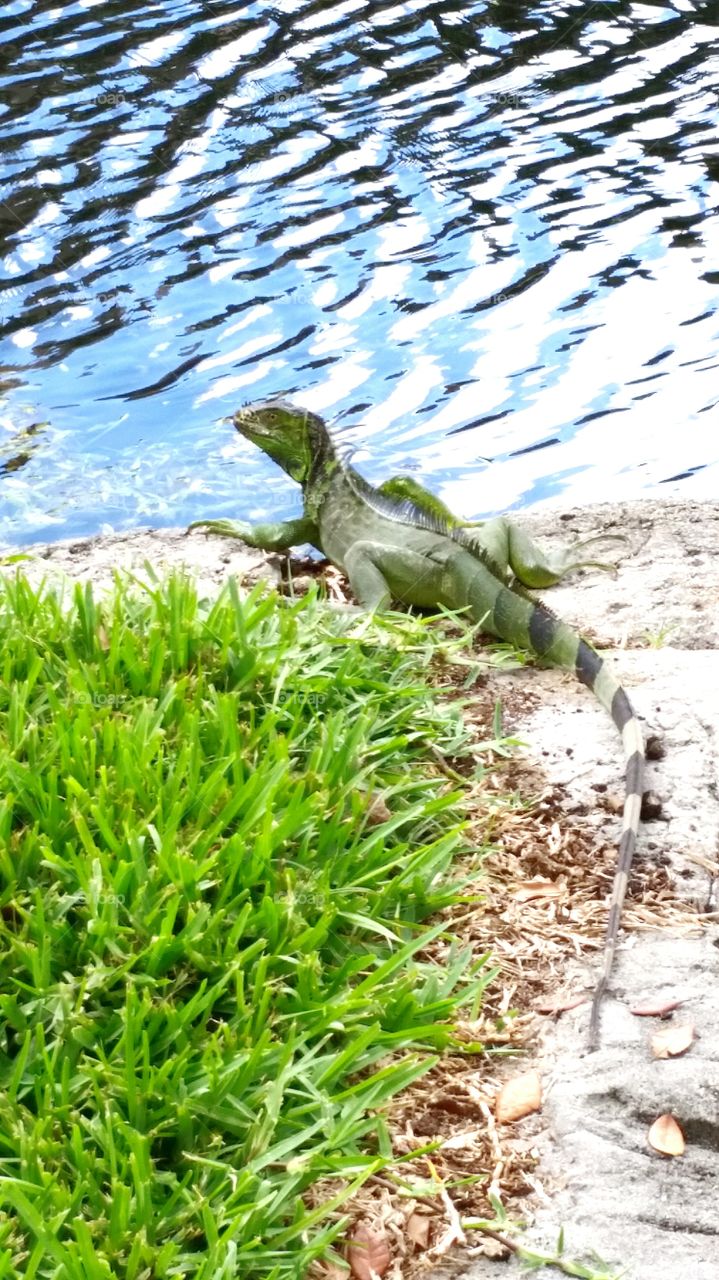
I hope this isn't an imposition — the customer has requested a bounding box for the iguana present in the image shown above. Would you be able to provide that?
[190,399,645,1045]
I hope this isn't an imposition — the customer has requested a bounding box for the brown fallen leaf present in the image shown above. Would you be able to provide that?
[511,877,563,902]
[631,998,684,1018]
[648,1113,685,1157]
[364,792,392,825]
[535,994,587,1014]
[495,1069,542,1123]
[406,1212,431,1251]
[441,1127,487,1151]
[651,1022,695,1059]
[320,1265,349,1279]
[348,1222,391,1279]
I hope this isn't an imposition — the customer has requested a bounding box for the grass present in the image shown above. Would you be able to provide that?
[0,570,503,1279]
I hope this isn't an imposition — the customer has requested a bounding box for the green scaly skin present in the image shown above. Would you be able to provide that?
[190,399,645,1047]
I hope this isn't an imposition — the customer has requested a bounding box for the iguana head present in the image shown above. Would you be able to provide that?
[231,399,331,483]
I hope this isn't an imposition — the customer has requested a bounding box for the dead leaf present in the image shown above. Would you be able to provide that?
[631,998,684,1018]
[651,1022,695,1059]
[441,1126,486,1151]
[511,877,563,902]
[365,792,392,825]
[495,1070,542,1123]
[348,1222,391,1279]
[406,1213,430,1250]
[535,994,587,1014]
[547,820,562,853]
[320,1265,349,1279]
[648,1113,685,1157]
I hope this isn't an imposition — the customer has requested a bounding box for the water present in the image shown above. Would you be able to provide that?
[1,0,718,549]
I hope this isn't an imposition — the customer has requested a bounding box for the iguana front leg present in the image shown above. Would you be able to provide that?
[475,516,626,589]
[188,516,320,553]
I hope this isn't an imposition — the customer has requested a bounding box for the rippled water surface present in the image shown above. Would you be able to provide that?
[1,0,718,547]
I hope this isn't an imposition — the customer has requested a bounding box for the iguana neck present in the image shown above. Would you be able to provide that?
[304,427,343,523]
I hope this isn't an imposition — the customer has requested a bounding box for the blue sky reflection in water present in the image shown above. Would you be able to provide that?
[0,0,718,546]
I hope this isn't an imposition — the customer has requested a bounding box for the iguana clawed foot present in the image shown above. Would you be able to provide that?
[531,533,630,585]
[188,518,255,540]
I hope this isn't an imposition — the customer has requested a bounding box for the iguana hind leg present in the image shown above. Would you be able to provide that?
[477,516,626,589]
[378,485,624,584]
[344,540,447,612]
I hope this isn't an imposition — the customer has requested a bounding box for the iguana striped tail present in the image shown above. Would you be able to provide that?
[464,573,645,1044]
[574,634,645,1046]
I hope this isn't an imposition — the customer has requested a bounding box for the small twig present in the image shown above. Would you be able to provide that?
[471,1224,520,1254]
[425,1159,466,1256]
[462,1218,622,1278]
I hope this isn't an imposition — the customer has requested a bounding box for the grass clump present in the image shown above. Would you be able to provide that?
[0,572,493,1279]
